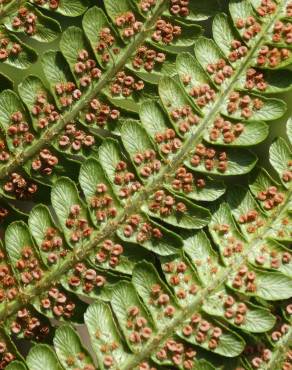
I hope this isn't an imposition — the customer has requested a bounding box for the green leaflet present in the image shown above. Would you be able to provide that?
[51,177,93,248]
[116,213,183,256]
[227,265,292,300]
[82,6,123,69]
[18,75,57,133]
[132,262,180,328]
[142,188,211,229]
[79,158,122,228]
[41,51,75,110]
[183,231,223,286]
[177,313,246,357]
[0,27,37,69]
[4,4,61,43]
[84,300,132,369]
[5,221,45,287]
[269,137,292,189]
[110,281,156,352]
[0,89,34,154]
[33,0,88,17]
[28,204,69,267]
[26,345,64,370]
[202,287,276,333]
[53,325,94,369]
[6,362,27,370]
[208,202,247,266]
[185,147,258,176]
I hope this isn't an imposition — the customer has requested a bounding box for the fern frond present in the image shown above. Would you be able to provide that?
[0,0,291,369]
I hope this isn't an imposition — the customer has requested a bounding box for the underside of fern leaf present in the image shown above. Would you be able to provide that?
[0,0,291,369]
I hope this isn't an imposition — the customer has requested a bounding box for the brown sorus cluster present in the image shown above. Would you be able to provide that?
[41,227,67,264]
[114,160,142,199]
[152,19,181,44]
[40,287,76,318]
[184,80,216,108]
[133,149,161,178]
[10,308,50,341]
[287,2,292,16]
[90,183,118,223]
[191,143,228,173]
[138,362,157,370]
[155,128,182,156]
[123,214,163,243]
[282,161,292,182]
[257,45,290,68]
[149,189,187,216]
[96,27,120,65]
[31,91,59,129]
[227,92,264,119]
[74,49,102,87]
[139,0,156,12]
[272,21,292,44]
[231,265,257,293]
[245,68,268,91]
[68,262,106,294]
[214,224,244,259]
[7,111,34,148]
[12,7,37,35]
[285,302,292,316]
[281,350,292,370]
[0,341,15,369]
[65,354,94,370]
[33,0,59,9]
[235,16,261,41]
[126,306,152,345]
[209,116,244,144]
[256,0,277,16]
[132,45,166,71]
[115,12,142,38]
[95,239,124,268]
[182,313,223,350]
[222,295,248,325]
[228,40,248,63]
[270,317,290,343]
[162,260,199,300]
[55,81,81,108]
[172,166,206,193]
[59,123,95,152]
[238,209,265,234]
[255,244,291,270]
[0,250,18,302]
[94,338,119,368]
[110,71,144,97]
[248,347,272,368]
[149,283,176,318]
[0,35,22,61]
[85,98,120,127]
[0,207,8,223]
[155,338,197,369]
[65,204,93,243]
[0,138,10,162]
[15,246,43,285]
[4,172,38,199]
[170,105,200,134]
[257,186,285,210]
[31,148,59,176]
[206,58,234,85]
[169,0,190,17]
